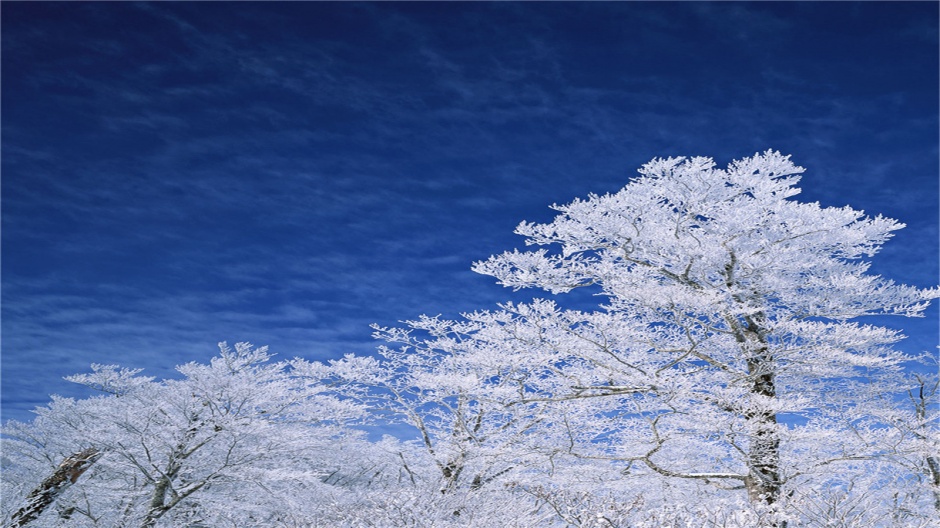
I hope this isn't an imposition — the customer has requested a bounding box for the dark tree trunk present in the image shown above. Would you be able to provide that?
[724,295,785,525]
[745,352,781,506]
[141,475,174,528]
[739,313,785,528]
[911,378,940,512]
[724,256,784,520]
[10,448,101,527]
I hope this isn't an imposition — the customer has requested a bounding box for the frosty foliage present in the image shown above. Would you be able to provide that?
[2,343,374,527]
[3,152,938,527]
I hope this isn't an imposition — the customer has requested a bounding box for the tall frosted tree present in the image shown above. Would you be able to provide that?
[467,150,938,523]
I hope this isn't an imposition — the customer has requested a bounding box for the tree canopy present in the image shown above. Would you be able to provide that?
[4,151,937,527]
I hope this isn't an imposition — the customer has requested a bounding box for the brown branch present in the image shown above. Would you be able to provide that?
[10,448,102,527]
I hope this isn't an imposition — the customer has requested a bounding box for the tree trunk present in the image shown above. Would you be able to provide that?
[911,378,940,512]
[926,455,940,513]
[140,475,173,528]
[10,448,101,527]
[726,302,784,525]
[740,314,784,527]
[745,353,781,506]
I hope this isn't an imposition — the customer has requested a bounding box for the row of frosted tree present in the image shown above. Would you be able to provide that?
[3,151,938,527]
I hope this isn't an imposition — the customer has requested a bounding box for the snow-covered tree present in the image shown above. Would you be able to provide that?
[392,150,938,525]
[1,342,369,527]
[316,319,556,496]
[4,151,936,527]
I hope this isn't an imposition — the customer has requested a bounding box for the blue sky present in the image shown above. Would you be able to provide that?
[2,2,937,424]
